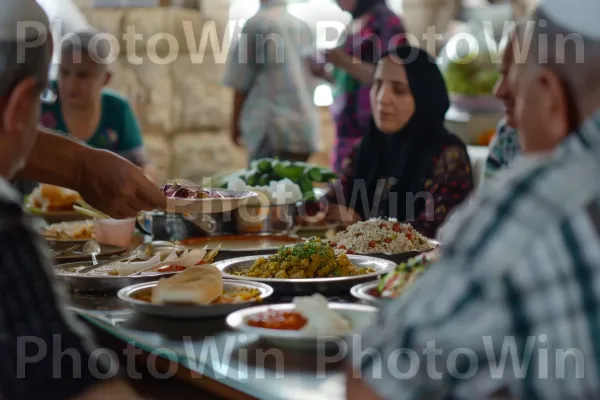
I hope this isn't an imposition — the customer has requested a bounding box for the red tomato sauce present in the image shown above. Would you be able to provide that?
[246,311,308,330]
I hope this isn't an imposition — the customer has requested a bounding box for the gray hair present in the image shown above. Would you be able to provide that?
[60,29,112,67]
[0,35,51,98]
[524,8,600,94]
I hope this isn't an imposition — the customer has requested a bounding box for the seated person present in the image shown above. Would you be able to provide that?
[0,1,142,397]
[326,45,473,238]
[484,25,521,181]
[39,29,156,181]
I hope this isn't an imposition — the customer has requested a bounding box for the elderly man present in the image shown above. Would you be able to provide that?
[346,0,600,399]
[484,25,522,180]
[0,1,144,398]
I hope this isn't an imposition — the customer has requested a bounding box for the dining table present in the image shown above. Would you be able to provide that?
[68,289,354,400]
[55,227,357,400]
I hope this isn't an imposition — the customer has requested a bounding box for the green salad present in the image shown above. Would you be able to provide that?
[377,248,441,298]
[225,158,337,201]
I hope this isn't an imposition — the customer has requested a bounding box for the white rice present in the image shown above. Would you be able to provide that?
[330,218,432,254]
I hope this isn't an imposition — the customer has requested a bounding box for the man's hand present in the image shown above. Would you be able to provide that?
[78,149,166,218]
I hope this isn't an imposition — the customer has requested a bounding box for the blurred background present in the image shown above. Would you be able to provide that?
[37,0,538,187]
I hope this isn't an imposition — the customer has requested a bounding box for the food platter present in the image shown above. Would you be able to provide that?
[164,187,258,214]
[41,220,95,243]
[226,302,378,350]
[350,281,386,306]
[213,255,396,294]
[53,261,177,292]
[118,280,274,318]
[181,234,302,253]
[351,239,440,264]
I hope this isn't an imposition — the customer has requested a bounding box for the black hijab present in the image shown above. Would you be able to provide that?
[351,0,385,18]
[353,45,467,221]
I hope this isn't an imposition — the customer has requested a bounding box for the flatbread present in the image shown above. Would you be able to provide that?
[151,264,223,305]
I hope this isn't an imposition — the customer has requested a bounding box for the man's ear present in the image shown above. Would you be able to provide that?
[539,69,571,142]
[2,77,38,137]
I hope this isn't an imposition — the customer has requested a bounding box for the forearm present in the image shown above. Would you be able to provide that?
[15,127,86,192]
[232,91,247,138]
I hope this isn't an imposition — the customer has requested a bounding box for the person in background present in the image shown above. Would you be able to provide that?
[0,1,144,398]
[326,46,473,238]
[483,24,521,180]
[346,1,600,398]
[224,0,319,164]
[39,29,156,182]
[315,0,406,172]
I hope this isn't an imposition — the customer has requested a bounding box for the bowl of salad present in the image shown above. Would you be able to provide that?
[350,248,441,306]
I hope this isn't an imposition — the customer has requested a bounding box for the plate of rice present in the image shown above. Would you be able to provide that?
[329,218,438,263]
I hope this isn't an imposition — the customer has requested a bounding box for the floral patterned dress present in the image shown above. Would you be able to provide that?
[330,3,406,172]
[330,142,474,238]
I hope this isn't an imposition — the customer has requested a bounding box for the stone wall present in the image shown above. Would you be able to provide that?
[79,3,336,183]
[78,4,243,184]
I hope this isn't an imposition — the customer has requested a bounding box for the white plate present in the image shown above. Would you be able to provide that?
[118,279,274,318]
[350,281,387,306]
[165,188,258,214]
[226,303,378,350]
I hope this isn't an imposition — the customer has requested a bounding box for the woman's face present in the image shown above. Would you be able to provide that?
[370,57,415,134]
[335,0,356,13]
[58,51,108,109]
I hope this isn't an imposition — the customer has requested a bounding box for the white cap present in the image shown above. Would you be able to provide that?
[539,0,600,40]
[0,0,50,41]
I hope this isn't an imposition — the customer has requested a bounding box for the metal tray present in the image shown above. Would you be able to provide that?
[50,243,127,262]
[117,279,274,318]
[53,261,177,292]
[181,234,301,253]
[340,239,441,265]
[213,255,396,295]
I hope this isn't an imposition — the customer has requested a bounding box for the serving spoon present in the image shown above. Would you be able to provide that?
[82,240,101,265]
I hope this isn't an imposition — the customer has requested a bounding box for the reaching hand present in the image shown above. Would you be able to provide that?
[78,149,166,218]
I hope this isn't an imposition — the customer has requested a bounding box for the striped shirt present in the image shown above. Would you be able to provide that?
[356,110,600,399]
[223,0,319,156]
[484,119,521,180]
[0,178,109,399]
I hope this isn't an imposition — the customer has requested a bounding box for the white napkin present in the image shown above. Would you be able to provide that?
[293,294,351,335]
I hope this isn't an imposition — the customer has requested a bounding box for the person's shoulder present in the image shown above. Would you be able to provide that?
[372,3,404,28]
[243,9,275,32]
[437,134,469,158]
[101,89,134,112]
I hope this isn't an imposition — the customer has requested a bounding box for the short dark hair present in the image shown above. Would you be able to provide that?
[60,29,112,66]
[0,34,51,98]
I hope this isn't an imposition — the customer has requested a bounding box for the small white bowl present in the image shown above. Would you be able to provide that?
[94,218,135,248]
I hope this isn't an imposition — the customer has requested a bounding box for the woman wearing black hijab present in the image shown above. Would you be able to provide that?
[326,45,473,238]
[311,0,407,173]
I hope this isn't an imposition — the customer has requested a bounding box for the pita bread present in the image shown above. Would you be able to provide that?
[151,265,223,305]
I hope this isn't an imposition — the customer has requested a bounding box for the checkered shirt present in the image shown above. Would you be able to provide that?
[356,110,600,399]
[484,120,521,180]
